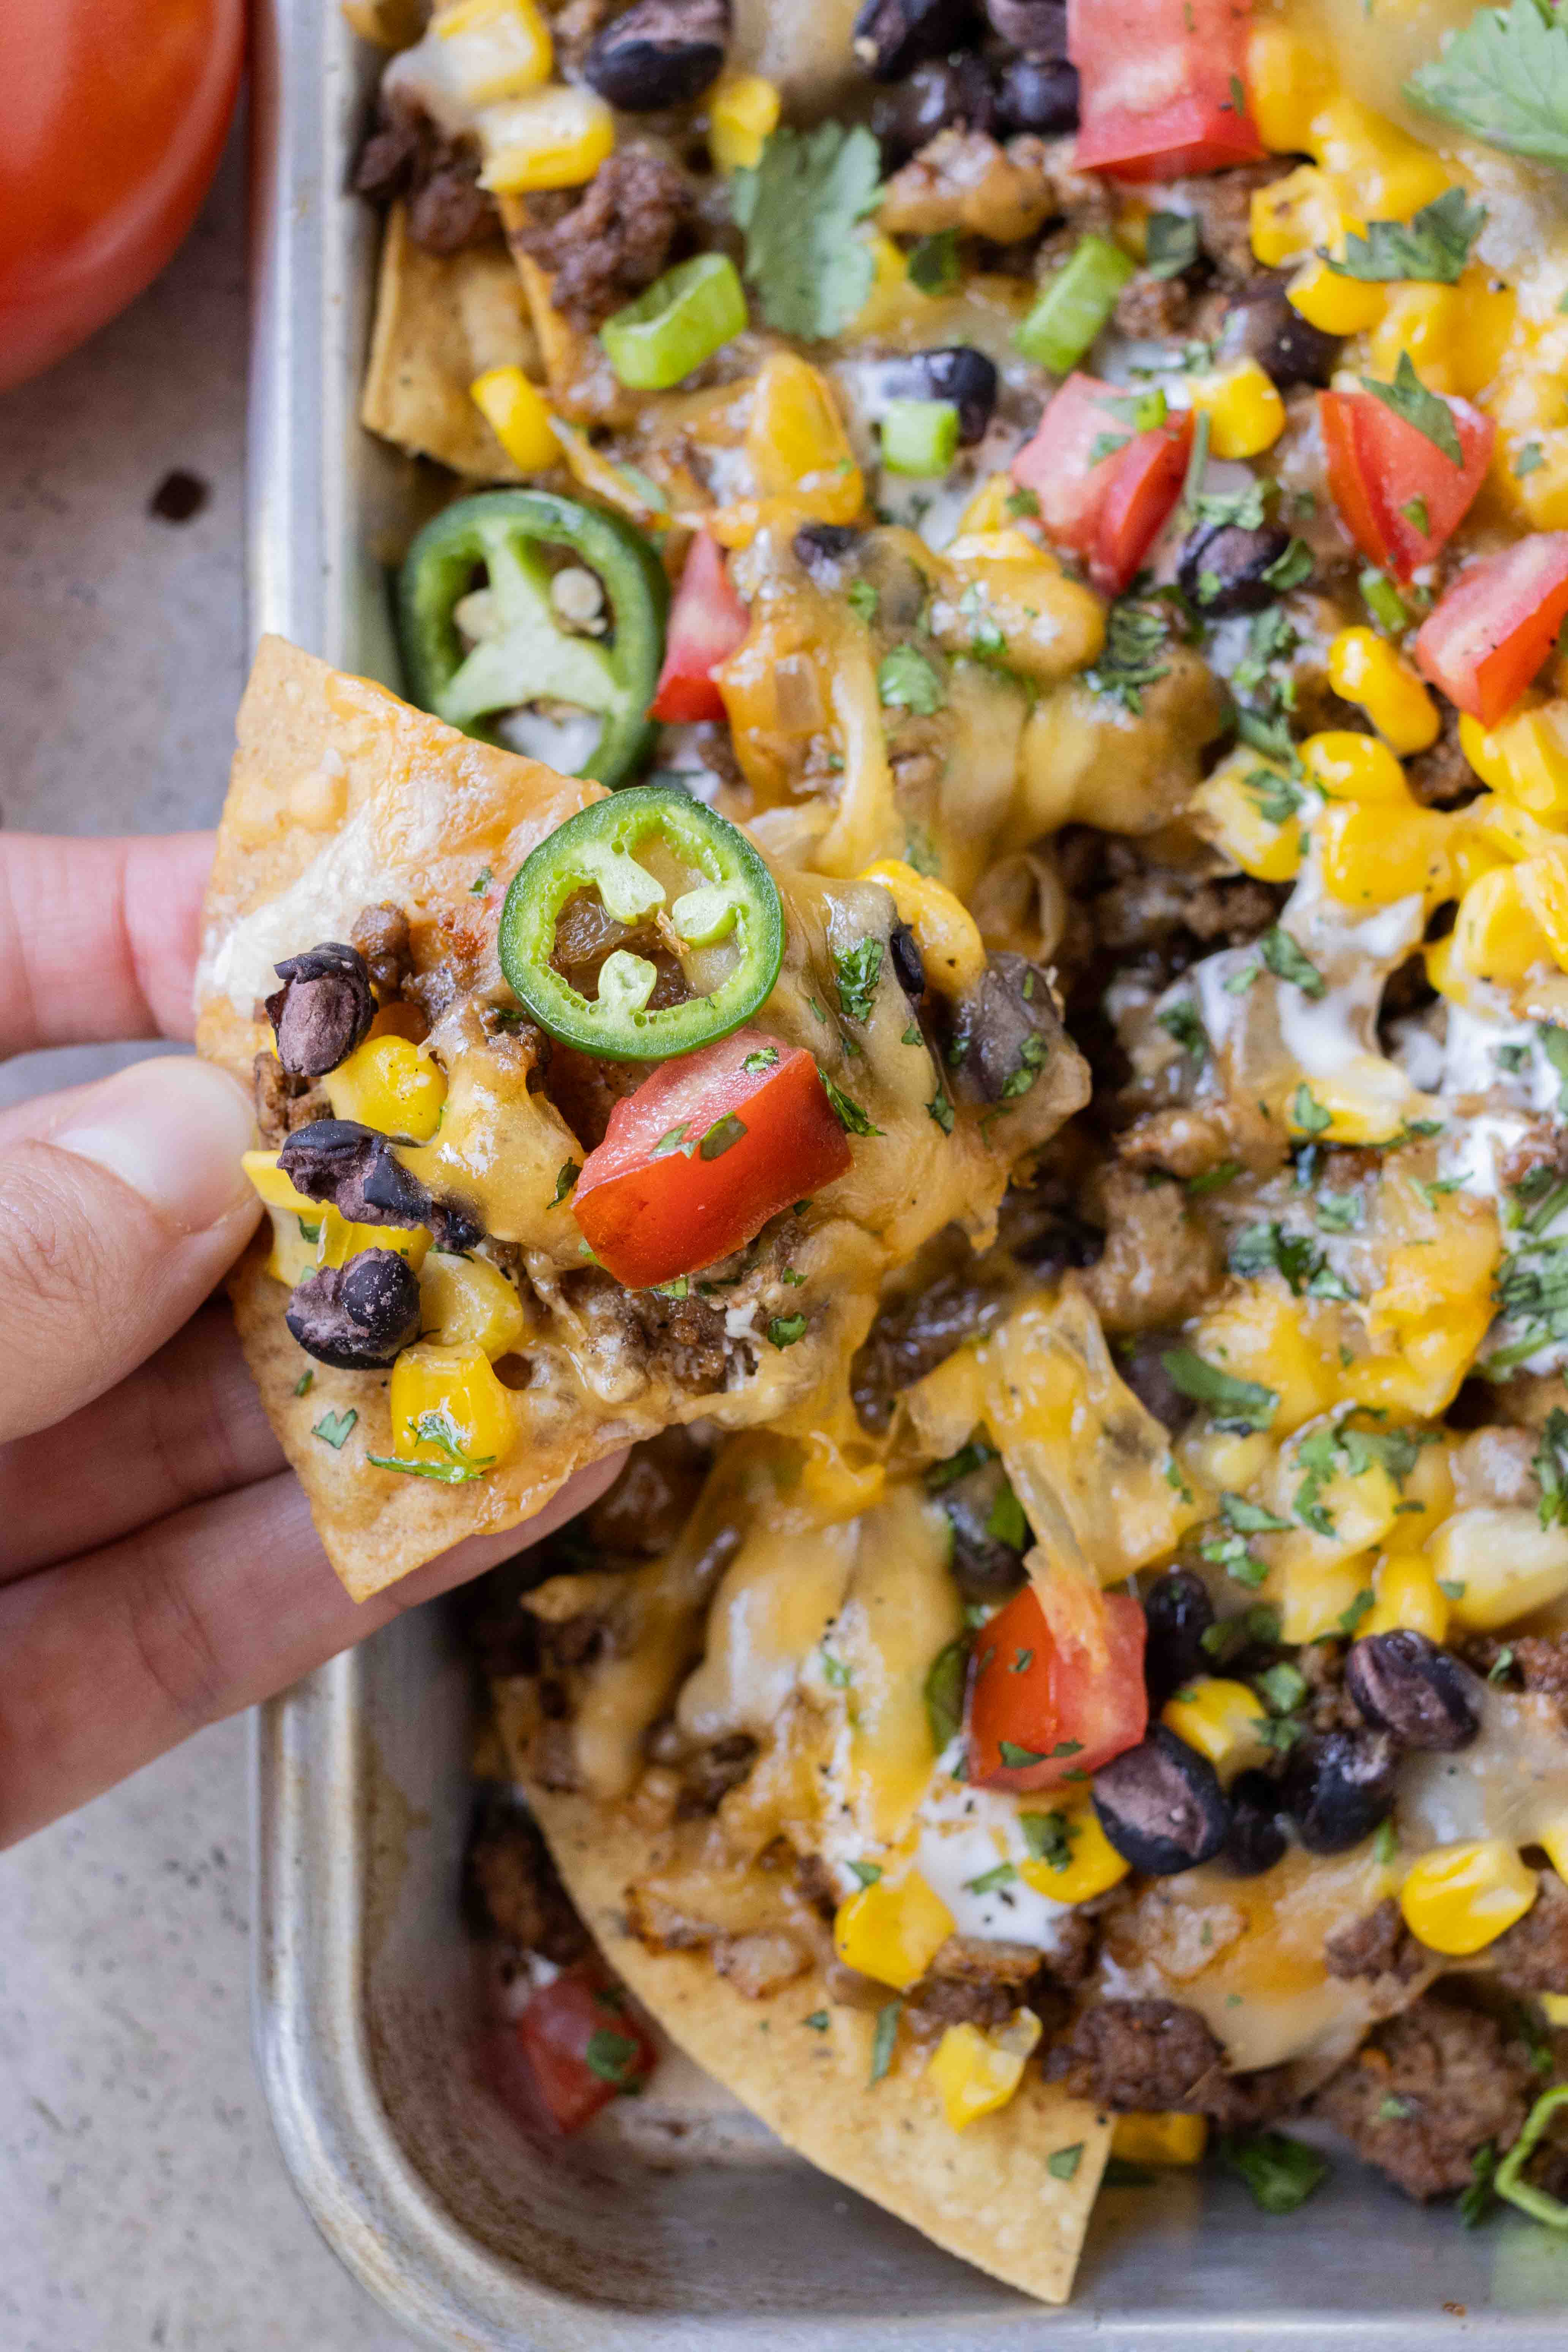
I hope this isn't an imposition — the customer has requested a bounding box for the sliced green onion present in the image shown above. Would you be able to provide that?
[1360,565,1410,635]
[1495,2086,1568,2226]
[600,252,748,392]
[1014,234,1135,374]
[880,397,961,477]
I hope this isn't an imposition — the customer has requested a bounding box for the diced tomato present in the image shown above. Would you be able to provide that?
[1012,374,1191,593]
[648,530,749,724]
[481,1963,657,2136]
[1069,0,1265,179]
[1319,388,1495,583]
[1414,534,1568,727]
[573,1026,852,1288]
[1091,407,1194,594]
[966,1584,1148,1793]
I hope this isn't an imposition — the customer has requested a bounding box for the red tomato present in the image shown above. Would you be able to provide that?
[1414,534,1568,726]
[1091,408,1195,594]
[489,1964,657,2135]
[1319,389,1495,583]
[1069,0,1265,179]
[1011,374,1191,593]
[0,0,243,393]
[648,531,750,723]
[966,1585,1148,1793]
[573,1026,852,1288]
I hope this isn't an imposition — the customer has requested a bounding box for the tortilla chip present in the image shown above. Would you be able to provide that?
[530,1783,1111,2305]
[196,637,631,1600]
[361,204,541,478]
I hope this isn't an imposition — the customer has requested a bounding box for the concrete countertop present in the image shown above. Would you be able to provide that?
[0,127,418,2352]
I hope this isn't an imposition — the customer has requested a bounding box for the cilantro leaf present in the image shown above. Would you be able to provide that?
[907,227,960,295]
[869,2000,901,2084]
[924,1636,970,1751]
[552,1160,580,1205]
[312,1407,357,1450]
[1085,592,1173,713]
[1259,926,1327,999]
[833,936,884,1024]
[1160,1347,1279,1432]
[730,124,882,340]
[1244,766,1304,825]
[1325,187,1486,284]
[1407,0,1568,166]
[1535,1406,1568,1529]
[877,643,945,715]
[1220,2129,1329,2214]
[1146,210,1201,278]
[819,1069,883,1136]
[1156,998,1209,1061]
[1358,352,1464,467]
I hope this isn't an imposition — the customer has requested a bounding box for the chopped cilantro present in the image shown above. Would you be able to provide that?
[963,1860,1018,1895]
[1155,997,1209,1060]
[927,1088,956,1133]
[293,1370,314,1397]
[869,2000,900,2084]
[907,227,961,295]
[1220,2130,1330,2214]
[1048,2142,1084,2181]
[1146,209,1201,278]
[1085,592,1174,713]
[1259,926,1326,999]
[877,643,945,715]
[700,1112,748,1160]
[768,1313,807,1348]
[924,1635,971,1750]
[833,936,884,1024]
[986,1478,1029,1550]
[819,1070,883,1136]
[1290,1083,1333,1138]
[368,1408,495,1484]
[1407,0,1568,167]
[1516,441,1547,479]
[552,1160,580,1205]
[1358,352,1464,467]
[1324,187,1486,283]
[1160,1347,1279,1432]
[585,2028,643,2089]
[803,2010,830,2031]
[312,1408,357,1450]
[469,864,493,896]
[1021,1810,1075,1870]
[846,577,879,624]
[743,1046,780,1075]
[1535,1406,1568,1528]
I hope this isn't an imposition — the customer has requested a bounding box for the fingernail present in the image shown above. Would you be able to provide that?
[51,1056,256,1233]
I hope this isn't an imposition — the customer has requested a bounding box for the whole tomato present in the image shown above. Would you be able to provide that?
[0,0,244,393]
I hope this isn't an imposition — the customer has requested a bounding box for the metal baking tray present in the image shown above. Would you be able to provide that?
[248,1,1568,2339]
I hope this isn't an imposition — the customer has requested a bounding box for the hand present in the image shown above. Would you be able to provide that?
[0,833,620,1848]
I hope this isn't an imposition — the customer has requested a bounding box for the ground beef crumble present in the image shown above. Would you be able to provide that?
[1313,1996,1537,2199]
[467,1800,589,1965]
[1324,1897,1429,1985]
[1046,1997,1293,2126]
[509,144,692,331]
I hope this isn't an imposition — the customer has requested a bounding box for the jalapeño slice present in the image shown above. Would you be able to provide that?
[498,784,784,1061]
[397,490,668,788]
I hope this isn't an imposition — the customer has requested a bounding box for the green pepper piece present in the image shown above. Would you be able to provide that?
[1495,2086,1568,2226]
[498,784,783,1061]
[600,253,748,393]
[397,490,669,789]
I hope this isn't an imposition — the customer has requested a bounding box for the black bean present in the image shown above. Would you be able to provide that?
[1176,520,1296,618]
[890,920,926,1001]
[948,952,1056,1104]
[1222,1769,1288,1876]
[984,0,1067,52]
[940,1456,1029,1601]
[1223,277,1340,390]
[265,943,375,1079]
[1118,1337,1192,1436]
[885,346,997,444]
[278,1117,482,1253]
[993,52,1079,134]
[285,1249,422,1370]
[792,521,863,586]
[581,0,728,110]
[870,54,996,162]
[1345,1631,1481,1753]
[1093,1726,1231,1876]
[1141,1570,1214,1702]
[1009,1214,1104,1277]
[854,0,981,80]
[1280,1728,1398,1855]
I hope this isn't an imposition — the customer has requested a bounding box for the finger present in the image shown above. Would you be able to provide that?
[0,1054,260,1443]
[0,831,215,1060]
[0,1449,626,1848]
[0,1302,285,1582]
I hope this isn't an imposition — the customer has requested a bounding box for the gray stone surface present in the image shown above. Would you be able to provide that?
[0,124,418,2352]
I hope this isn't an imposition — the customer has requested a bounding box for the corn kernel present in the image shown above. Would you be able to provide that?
[1367,275,1515,403]
[1327,629,1440,756]
[1449,867,1557,989]
[1319,800,1452,910]
[419,1250,526,1357]
[1541,1993,1568,2026]
[1185,361,1286,460]
[1249,164,1340,268]
[956,474,1016,535]
[1110,2110,1208,2166]
[1189,1288,1338,1435]
[1469,700,1568,821]
[1428,1506,1568,1630]
[860,858,987,995]
[1186,751,1307,883]
[1363,1551,1450,1642]
[434,0,552,102]
[1162,1679,1270,1785]
[1287,256,1386,337]
[262,1208,321,1288]
[326,1033,447,1142]
[1536,1817,1568,1885]
[928,2008,1042,2131]
[1276,1551,1381,1646]
[1399,1840,1538,1955]
[1302,730,1410,803]
[1018,1804,1130,1903]
[1310,99,1451,217]
[243,1149,319,1217]
[1245,26,1333,155]
[317,1213,429,1272]
[835,1870,955,1990]
[385,1340,518,1474]
[477,84,615,192]
[469,364,558,473]
[707,70,779,171]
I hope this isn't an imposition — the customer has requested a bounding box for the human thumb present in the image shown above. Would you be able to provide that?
[0,1055,259,1443]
